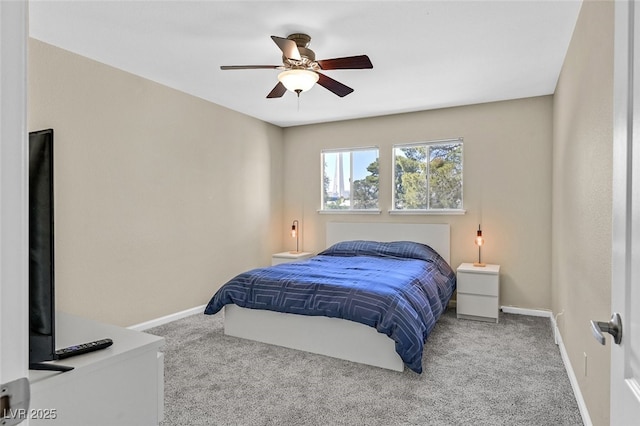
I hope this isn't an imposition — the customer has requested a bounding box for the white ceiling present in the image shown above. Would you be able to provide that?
[29,1,582,128]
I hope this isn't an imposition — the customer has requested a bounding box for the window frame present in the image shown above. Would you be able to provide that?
[390,138,465,215]
[319,146,381,213]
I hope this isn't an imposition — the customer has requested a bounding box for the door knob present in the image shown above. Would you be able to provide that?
[590,313,622,345]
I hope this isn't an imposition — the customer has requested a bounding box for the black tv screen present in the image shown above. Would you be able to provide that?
[29,129,56,364]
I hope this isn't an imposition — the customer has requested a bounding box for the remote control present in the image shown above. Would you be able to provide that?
[55,338,113,360]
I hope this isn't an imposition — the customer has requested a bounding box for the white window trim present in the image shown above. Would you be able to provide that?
[393,138,463,148]
[388,209,466,215]
[321,146,379,154]
[392,138,464,212]
[318,209,382,215]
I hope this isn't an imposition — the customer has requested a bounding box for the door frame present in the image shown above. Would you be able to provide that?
[0,0,29,390]
[611,0,640,423]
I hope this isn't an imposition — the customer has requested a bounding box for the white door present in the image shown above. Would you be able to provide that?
[0,0,29,401]
[610,0,640,423]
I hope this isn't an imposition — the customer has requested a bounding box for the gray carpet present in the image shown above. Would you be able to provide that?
[148,308,582,426]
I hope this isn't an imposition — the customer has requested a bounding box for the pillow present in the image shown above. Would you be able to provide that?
[318,240,440,262]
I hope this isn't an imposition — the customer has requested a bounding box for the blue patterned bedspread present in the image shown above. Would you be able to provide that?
[204,241,456,373]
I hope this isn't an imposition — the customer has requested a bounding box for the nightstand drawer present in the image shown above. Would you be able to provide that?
[457,272,499,296]
[457,293,499,319]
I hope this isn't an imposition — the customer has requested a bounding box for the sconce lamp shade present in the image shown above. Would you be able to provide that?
[278,69,319,94]
[290,220,300,254]
[474,224,486,267]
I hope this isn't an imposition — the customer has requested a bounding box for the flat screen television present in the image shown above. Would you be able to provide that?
[29,129,72,371]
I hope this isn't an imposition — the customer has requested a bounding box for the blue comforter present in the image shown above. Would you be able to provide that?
[204,241,456,373]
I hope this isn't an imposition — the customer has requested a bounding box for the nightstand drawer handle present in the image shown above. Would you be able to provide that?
[590,313,622,345]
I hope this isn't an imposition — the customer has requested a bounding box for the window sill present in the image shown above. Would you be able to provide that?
[388,209,466,216]
[318,209,382,215]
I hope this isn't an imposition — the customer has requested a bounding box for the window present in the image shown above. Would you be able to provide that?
[321,147,379,211]
[393,139,463,212]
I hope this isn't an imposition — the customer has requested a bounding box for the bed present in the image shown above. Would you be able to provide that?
[204,223,456,373]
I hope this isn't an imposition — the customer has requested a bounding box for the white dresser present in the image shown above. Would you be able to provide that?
[28,312,165,425]
[456,263,501,323]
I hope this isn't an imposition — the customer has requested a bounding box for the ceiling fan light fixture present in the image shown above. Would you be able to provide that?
[278,69,319,94]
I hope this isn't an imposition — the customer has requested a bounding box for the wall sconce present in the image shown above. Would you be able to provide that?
[290,220,300,254]
[474,224,486,267]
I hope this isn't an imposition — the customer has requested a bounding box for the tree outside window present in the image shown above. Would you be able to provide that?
[393,140,463,211]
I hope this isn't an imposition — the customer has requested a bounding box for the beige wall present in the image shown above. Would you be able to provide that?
[28,39,284,327]
[552,1,613,425]
[283,96,553,310]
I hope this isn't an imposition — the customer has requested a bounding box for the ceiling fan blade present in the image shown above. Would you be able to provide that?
[271,36,301,61]
[317,55,373,70]
[316,73,354,97]
[266,82,287,98]
[220,65,282,70]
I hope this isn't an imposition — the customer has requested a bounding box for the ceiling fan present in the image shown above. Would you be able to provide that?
[220,33,373,98]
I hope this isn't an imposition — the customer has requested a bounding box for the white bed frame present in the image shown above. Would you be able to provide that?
[224,222,450,372]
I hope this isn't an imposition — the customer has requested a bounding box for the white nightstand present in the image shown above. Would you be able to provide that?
[456,263,500,323]
[271,251,313,266]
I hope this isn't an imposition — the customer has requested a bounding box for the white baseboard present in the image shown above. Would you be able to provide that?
[500,306,552,317]
[550,315,593,426]
[128,304,207,331]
